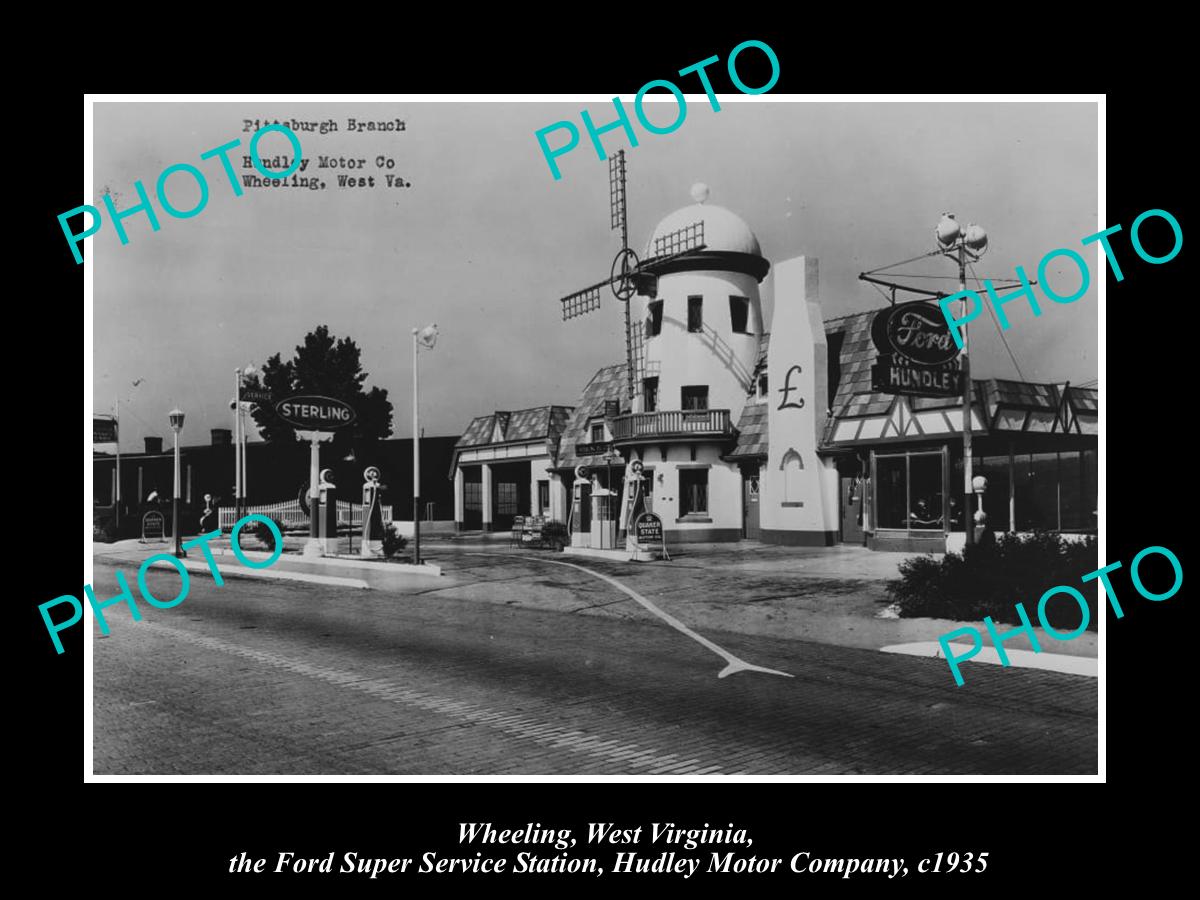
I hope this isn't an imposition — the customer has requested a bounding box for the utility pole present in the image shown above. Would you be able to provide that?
[412,328,421,567]
[958,241,975,547]
[113,398,121,530]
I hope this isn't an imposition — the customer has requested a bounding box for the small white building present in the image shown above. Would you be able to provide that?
[449,406,573,532]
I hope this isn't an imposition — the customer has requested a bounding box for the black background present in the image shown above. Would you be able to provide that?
[26,24,1187,892]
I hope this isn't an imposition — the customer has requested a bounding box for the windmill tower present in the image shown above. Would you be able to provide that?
[558,150,708,402]
[560,167,775,545]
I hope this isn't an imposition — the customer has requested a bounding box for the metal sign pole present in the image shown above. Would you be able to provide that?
[412,328,421,567]
[113,400,121,530]
[959,242,974,547]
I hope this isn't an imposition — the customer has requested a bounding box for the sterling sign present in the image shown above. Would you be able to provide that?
[870,302,963,398]
[275,395,356,430]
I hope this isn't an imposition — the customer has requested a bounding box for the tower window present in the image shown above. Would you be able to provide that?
[643,377,659,412]
[646,300,663,338]
[681,385,709,411]
[687,296,703,333]
[729,295,750,333]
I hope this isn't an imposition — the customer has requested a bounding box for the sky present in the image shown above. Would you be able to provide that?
[92,99,1098,451]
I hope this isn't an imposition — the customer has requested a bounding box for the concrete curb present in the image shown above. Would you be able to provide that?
[168,557,371,590]
[881,642,1097,678]
[212,547,442,577]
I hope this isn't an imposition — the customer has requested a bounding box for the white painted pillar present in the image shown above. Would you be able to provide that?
[454,467,465,526]
[549,472,563,520]
[481,463,493,530]
[531,464,543,516]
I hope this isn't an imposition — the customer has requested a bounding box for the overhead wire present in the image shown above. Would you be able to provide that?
[968,262,1029,383]
[863,249,944,274]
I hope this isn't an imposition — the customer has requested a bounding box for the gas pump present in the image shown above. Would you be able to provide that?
[318,468,338,554]
[570,465,591,548]
[361,466,385,557]
[590,474,617,550]
[621,459,646,552]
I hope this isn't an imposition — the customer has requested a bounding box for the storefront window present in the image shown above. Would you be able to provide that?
[1058,451,1082,530]
[908,454,944,530]
[1081,449,1097,530]
[875,455,908,530]
[496,482,519,516]
[1014,452,1059,530]
[463,482,482,513]
[875,451,944,533]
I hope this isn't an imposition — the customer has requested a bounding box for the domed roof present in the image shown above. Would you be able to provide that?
[645,183,761,258]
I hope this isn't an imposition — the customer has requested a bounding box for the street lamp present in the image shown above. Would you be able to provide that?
[412,324,438,566]
[936,213,988,546]
[233,363,257,522]
[168,407,186,558]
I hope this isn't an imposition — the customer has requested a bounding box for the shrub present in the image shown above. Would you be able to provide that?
[382,525,408,559]
[242,516,284,554]
[93,516,119,543]
[541,520,568,551]
[887,531,1098,630]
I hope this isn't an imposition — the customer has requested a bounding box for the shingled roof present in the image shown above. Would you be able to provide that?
[450,405,574,477]
[820,309,1099,447]
[727,401,768,459]
[556,364,630,470]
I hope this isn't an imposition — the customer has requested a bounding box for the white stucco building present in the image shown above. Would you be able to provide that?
[451,184,1099,553]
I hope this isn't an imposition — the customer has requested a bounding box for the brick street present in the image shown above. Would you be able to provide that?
[91,549,1097,775]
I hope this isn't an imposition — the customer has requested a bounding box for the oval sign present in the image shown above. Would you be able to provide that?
[275,395,357,430]
[634,512,663,545]
[871,302,961,366]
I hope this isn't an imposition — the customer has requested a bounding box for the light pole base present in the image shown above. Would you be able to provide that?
[303,538,325,558]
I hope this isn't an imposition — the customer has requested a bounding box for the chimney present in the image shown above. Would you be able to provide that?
[144,436,164,455]
[211,428,232,446]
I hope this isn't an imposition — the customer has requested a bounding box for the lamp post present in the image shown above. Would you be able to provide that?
[233,364,257,523]
[412,324,438,566]
[169,407,186,558]
[936,214,988,547]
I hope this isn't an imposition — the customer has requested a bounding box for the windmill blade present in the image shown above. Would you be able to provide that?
[560,277,614,321]
[647,221,705,260]
[609,151,627,236]
[639,242,709,271]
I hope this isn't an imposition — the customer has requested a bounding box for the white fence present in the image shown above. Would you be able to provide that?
[218,499,393,531]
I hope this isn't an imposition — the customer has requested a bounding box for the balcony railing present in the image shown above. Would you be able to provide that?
[611,409,733,442]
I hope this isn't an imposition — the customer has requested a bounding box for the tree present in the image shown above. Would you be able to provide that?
[245,325,394,449]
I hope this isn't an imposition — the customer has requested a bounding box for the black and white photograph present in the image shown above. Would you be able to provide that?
[81,94,1106,779]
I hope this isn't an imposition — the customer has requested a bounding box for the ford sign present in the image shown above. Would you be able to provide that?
[871,302,961,366]
[274,395,357,430]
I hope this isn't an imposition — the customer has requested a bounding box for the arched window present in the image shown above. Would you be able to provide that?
[780,448,804,504]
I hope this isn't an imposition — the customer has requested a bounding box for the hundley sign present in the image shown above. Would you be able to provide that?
[870,302,962,398]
